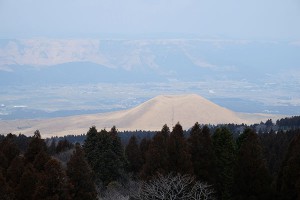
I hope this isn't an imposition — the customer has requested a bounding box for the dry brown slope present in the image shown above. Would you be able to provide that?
[0,94,284,137]
[117,94,247,130]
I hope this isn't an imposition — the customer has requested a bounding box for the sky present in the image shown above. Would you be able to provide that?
[0,0,300,117]
[1,0,300,39]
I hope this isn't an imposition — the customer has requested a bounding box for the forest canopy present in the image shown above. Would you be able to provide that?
[0,116,300,199]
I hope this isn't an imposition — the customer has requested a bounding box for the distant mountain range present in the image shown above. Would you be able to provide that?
[0,94,284,137]
[1,38,299,85]
[0,38,299,116]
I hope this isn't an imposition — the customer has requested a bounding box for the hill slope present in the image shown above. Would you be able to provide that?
[0,94,283,137]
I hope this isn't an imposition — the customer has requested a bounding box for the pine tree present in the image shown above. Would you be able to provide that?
[125,135,143,177]
[188,123,216,184]
[167,122,193,174]
[140,125,170,180]
[212,127,235,200]
[277,133,300,200]
[25,130,47,163]
[234,128,273,200]
[67,143,97,200]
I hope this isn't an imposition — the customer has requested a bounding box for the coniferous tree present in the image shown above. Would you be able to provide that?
[260,130,294,178]
[109,126,127,178]
[6,156,25,188]
[83,126,98,166]
[277,133,300,200]
[0,151,8,171]
[212,127,235,200]
[33,150,51,172]
[0,133,20,167]
[56,139,73,154]
[161,124,170,139]
[141,125,170,180]
[234,128,273,200]
[236,128,251,151]
[0,169,14,200]
[0,134,21,199]
[167,122,193,174]
[33,159,71,200]
[16,163,38,200]
[125,135,143,177]
[188,123,216,184]
[84,126,126,185]
[139,137,150,165]
[67,143,97,200]
[25,130,47,163]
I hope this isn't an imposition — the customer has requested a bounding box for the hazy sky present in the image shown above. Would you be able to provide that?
[1,0,300,39]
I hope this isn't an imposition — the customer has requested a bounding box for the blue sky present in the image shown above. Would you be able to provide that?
[1,0,300,39]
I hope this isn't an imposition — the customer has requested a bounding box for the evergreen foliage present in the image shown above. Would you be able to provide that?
[1,117,300,199]
[67,143,97,200]
[140,126,170,179]
[260,130,296,177]
[25,130,47,163]
[33,150,51,172]
[139,137,151,166]
[234,128,273,200]
[0,133,20,166]
[16,164,37,200]
[125,135,143,177]
[56,139,74,153]
[83,126,98,165]
[33,159,71,200]
[187,123,216,184]
[6,156,25,188]
[277,116,300,128]
[0,151,8,170]
[109,126,127,178]
[212,127,236,200]
[277,132,300,200]
[167,123,193,174]
[0,170,13,200]
[83,126,126,185]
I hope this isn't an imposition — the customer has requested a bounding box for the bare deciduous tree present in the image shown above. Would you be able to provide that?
[190,181,215,200]
[134,173,215,200]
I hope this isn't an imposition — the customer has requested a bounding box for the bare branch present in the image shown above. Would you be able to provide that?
[135,173,215,200]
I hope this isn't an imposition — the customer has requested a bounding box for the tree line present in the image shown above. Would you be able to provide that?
[0,130,96,200]
[121,123,300,200]
[45,116,300,146]
[0,117,300,199]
